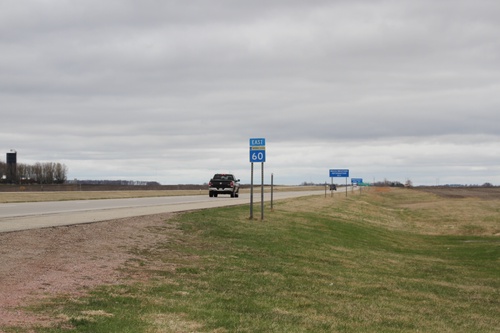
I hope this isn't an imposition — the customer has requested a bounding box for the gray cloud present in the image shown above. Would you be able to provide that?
[1,0,499,185]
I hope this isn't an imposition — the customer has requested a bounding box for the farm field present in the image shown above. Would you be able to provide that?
[417,186,500,200]
[0,187,498,332]
[0,186,319,203]
[0,190,205,203]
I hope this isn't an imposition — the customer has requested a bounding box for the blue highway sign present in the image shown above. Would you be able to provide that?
[250,148,266,162]
[330,169,349,177]
[249,138,266,147]
[249,138,266,162]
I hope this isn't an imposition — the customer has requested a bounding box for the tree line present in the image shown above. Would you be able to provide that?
[66,179,160,186]
[0,161,68,184]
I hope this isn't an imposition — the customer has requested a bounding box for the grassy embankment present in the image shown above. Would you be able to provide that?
[17,188,500,332]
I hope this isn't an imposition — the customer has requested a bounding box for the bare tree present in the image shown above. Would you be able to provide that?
[54,163,67,184]
[1,160,68,184]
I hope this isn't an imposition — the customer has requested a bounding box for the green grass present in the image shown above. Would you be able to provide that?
[12,189,500,332]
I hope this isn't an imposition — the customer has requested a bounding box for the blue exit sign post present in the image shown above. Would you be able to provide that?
[249,138,266,163]
[351,178,364,194]
[249,138,266,221]
[329,169,349,197]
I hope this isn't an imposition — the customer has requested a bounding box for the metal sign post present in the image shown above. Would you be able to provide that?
[250,162,254,219]
[351,178,363,195]
[346,177,348,197]
[271,173,274,210]
[261,162,264,220]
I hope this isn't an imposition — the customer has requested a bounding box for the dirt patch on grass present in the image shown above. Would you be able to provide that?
[0,213,178,331]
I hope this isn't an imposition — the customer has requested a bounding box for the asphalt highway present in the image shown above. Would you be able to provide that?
[0,190,324,233]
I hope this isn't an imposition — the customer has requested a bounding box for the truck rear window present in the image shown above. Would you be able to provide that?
[214,174,233,181]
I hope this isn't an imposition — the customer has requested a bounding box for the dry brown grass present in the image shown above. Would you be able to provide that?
[365,187,500,236]
[272,187,500,236]
[0,190,204,203]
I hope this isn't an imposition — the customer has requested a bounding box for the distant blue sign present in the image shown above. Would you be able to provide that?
[249,138,266,162]
[351,178,363,184]
[330,169,349,177]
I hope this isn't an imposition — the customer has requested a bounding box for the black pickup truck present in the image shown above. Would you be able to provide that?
[208,174,240,198]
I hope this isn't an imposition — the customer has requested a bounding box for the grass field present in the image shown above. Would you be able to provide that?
[17,188,500,332]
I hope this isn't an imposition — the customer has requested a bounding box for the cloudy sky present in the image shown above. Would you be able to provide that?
[1,0,499,185]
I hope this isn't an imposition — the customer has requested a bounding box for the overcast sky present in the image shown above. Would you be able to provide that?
[1,0,499,185]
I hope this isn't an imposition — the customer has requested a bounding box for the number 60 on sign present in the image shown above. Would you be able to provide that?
[250,148,266,162]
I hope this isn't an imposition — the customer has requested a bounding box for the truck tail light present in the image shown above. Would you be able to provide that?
[230,181,234,187]
[208,181,212,186]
